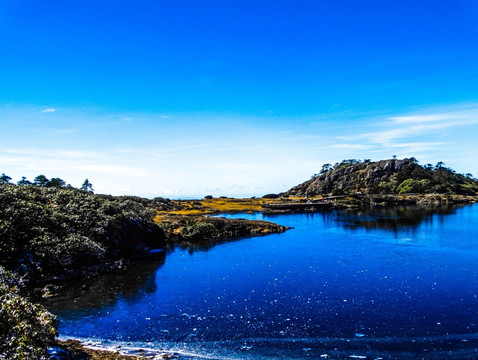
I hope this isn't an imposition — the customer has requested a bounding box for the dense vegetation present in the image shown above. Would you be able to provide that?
[0,267,58,359]
[374,159,478,195]
[0,183,165,279]
[0,183,166,359]
[287,158,478,197]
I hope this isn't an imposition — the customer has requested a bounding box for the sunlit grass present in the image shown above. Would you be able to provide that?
[153,197,284,221]
[149,193,478,224]
[201,197,267,212]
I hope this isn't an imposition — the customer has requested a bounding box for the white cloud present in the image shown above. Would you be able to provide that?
[389,107,478,124]
[40,108,56,113]
[325,104,478,175]
[389,114,456,123]
[348,110,478,146]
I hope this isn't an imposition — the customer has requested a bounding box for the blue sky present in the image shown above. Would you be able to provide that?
[1,1,478,197]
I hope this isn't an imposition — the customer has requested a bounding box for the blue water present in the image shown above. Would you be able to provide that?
[45,204,478,359]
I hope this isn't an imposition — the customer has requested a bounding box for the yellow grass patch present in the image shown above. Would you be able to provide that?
[200,198,267,212]
[153,197,285,220]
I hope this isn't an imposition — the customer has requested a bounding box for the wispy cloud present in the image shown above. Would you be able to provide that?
[342,106,478,145]
[326,104,478,167]
[390,114,456,123]
[40,108,56,113]
[389,107,478,124]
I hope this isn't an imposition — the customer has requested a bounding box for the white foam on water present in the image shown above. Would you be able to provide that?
[57,332,478,360]
[57,336,233,359]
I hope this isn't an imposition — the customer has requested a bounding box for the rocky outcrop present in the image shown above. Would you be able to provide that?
[284,158,478,197]
[286,159,410,196]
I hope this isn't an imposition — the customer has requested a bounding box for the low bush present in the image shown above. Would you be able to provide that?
[0,267,58,360]
[181,220,217,241]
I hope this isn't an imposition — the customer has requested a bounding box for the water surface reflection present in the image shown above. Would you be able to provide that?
[43,253,165,315]
[45,204,478,359]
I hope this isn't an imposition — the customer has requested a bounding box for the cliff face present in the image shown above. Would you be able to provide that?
[285,158,478,197]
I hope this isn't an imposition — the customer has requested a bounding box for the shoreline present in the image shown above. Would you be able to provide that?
[157,193,478,216]
[52,199,478,359]
[3,185,476,359]
[53,339,180,359]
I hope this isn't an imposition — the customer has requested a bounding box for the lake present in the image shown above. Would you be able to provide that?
[44,204,478,359]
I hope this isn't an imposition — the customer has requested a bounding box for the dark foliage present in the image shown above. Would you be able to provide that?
[377,160,478,195]
[0,184,165,277]
[262,193,280,199]
[0,173,12,184]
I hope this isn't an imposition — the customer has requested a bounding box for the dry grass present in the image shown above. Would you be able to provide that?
[200,197,268,212]
[152,196,339,222]
[154,197,285,220]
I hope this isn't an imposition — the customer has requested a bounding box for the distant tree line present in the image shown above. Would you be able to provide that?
[0,173,94,193]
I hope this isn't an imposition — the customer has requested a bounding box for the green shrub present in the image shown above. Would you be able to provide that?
[0,267,58,359]
[181,220,217,240]
[397,178,424,194]
[377,181,397,194]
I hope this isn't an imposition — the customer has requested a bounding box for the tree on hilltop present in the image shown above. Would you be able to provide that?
[320,163,332,174]
[80,178,94,193]
[47,178,65,188]
[0,173,11,184]
[34,175,49,187]
[17,176,32,186]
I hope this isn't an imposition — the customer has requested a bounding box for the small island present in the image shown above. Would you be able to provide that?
[1,157,477,359]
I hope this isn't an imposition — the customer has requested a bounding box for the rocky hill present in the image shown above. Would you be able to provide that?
[285,158,478,197]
